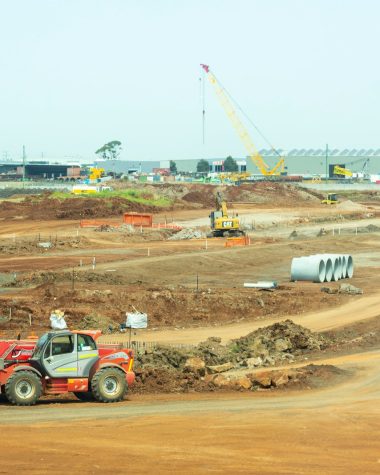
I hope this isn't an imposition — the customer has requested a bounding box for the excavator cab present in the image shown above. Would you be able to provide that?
[321,193,338,205]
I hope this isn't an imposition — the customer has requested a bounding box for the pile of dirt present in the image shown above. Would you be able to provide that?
[168,228,206,240]
[132,320,332,393]
[230,319,328,364]
[224,182,320,207]
[75,313,119,334]
[336,200,369,211]
[182,190,215,207]
[95,224,135,233]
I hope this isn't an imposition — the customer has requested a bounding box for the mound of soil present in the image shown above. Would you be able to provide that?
[0,182,320,220]
[0,196,171,220]
[130,320,333,393]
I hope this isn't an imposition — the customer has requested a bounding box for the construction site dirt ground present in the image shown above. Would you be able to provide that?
[1,184,380,473]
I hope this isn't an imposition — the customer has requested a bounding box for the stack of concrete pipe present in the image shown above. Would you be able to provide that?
[290,254,354,283]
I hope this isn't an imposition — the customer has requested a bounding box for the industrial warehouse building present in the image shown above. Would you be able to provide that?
[1,149,380,180]
[246,149,380,176]
[96,149,380,176]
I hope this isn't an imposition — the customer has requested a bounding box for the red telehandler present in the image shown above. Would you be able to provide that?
[0,329,134,406]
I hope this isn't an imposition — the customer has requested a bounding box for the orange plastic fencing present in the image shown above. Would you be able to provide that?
[80,214,182,230]
[224,236,251,247]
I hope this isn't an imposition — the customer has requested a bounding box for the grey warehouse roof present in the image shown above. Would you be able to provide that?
[258,148,380,157]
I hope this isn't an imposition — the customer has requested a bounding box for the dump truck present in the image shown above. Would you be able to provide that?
[0,329,134,406]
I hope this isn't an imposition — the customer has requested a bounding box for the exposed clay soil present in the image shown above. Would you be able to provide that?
[0,281,350,336]
[0,182,322,221]
[1,183,380,474]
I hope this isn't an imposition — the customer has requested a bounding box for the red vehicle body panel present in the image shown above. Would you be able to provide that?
[0,332,135,396]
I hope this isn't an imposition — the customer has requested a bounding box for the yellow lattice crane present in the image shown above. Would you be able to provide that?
[201,64,285,176]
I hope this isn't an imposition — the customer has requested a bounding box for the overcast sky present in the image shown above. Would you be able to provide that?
[0,0,379,161]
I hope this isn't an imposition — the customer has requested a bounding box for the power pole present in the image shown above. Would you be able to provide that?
[325,144,329,184]
[22,145,26,188]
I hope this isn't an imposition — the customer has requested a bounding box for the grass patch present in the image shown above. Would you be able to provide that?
[50,188,172,207]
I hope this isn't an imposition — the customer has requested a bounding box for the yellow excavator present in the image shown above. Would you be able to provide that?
[209,192,245,237]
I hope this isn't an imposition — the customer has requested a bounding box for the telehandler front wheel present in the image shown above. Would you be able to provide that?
[5,371,42,406]
[91,367,127,403]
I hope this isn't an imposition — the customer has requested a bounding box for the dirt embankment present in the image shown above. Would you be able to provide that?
[0,182,320,220]
[0,279,351,335]
[0,195,170,220]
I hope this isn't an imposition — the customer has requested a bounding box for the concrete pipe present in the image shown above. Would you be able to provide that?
[328,255,341,282]
[323,258,333,282]
[314,254,342,282]
[342,254,354,278]
[291,256,326,283]
[340,255,347,279]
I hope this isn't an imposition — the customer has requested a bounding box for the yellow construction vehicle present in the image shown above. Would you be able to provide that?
[321,193,338,205]
[89,167,105,181]
[209,192,245,237]
[333,165,353,177]
[219,171,251,184]
[201,64,285,176]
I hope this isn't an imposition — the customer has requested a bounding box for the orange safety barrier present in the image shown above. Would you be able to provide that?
[123,213,153,227]
[80,215,183,231]
[80,220,121,228]
[225,235,251,247]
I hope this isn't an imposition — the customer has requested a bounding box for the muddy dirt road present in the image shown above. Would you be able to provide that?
[1,349,380,474]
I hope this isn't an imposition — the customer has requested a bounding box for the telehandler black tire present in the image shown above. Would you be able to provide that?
[91,367,127,403]
[5,371,42,406]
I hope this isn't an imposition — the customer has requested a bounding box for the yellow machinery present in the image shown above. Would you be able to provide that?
[321,193,338,205]
[333,165,353,177]
[201,64,285,176]
[219,171,251,184]
[71,185,112,195]
[209,192,245,237]
[89,167,105,181]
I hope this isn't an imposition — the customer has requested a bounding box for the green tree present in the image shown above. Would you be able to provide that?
[170,160,178,175]
[197,159,210,173]
[96,140,122,160]
[223,156,238,172]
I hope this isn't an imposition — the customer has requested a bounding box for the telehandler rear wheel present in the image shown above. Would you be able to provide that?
[91,367,127,403]
[5,371,42,406]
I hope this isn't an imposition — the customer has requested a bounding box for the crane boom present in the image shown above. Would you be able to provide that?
[201,64,284,176]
